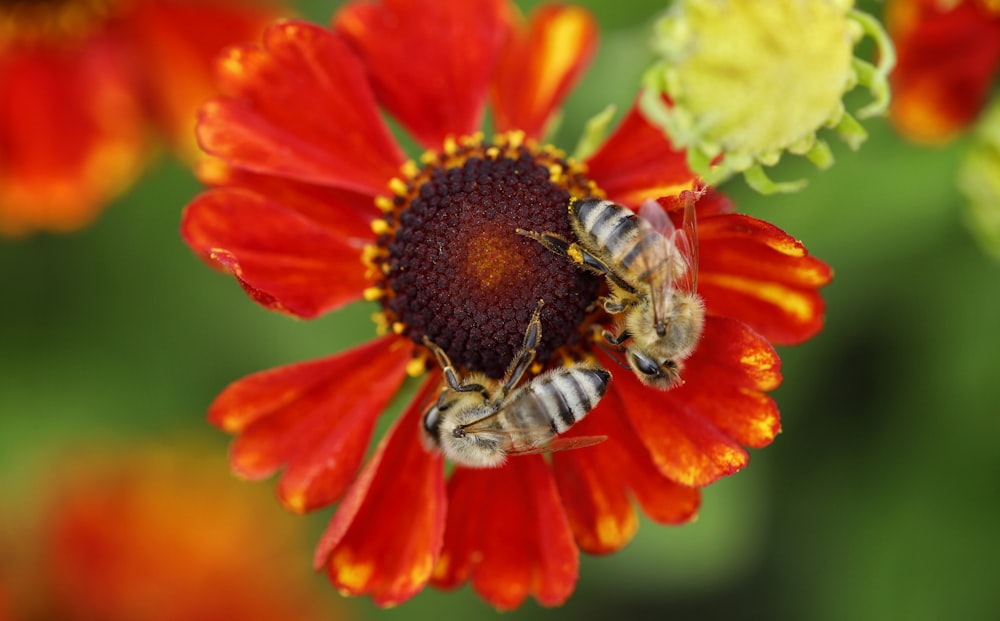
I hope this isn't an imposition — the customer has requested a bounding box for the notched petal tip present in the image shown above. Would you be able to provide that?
[435,458,579,610]
[492,4,598,141]
[314,378,446,607]
[699,213,832,345]
[208,337,414,512]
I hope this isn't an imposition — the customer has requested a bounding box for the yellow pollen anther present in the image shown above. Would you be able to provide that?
[388,177,408,196]
[362,287,384,301]
[401,160,419,178]
[507,130,525,148]
[371,312,389,335]
[486,146,501,159]
[406,357,428,377]
[548,163,564,182]
[392,322,407,335]
[371,219,390,235]
[374,196,394,213]
[443,136,458,155]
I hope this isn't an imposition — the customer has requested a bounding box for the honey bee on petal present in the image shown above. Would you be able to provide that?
[420,300,611,468]
[518,190,705,390]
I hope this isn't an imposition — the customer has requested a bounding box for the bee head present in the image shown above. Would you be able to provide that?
[626,350,683,390]
[420,396,449,451]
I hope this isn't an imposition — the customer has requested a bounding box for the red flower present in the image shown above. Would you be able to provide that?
[887,0,1000,143]
[3,445,340,621]
[182,0,832,609]
[0,0,283,236]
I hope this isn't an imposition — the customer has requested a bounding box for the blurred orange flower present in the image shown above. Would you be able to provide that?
[3,444,336,621]
[0,0,283,236]
[182,0,832,609]
[887,0,1000,143]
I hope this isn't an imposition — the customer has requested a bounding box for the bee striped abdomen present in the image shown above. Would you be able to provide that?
[515,366,610,434]
[572,199,646,272]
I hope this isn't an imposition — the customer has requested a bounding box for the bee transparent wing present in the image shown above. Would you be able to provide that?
[503,434,608,456]
[676,189,700,292]
[636,199,681,328]
[458,410,607,456]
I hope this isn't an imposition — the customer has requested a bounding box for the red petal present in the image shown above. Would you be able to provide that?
[888,0,1000,143]
[0,40,146,235]
[208,336,413,512]
[197,156,380,240]
[609,316,782,487]
[434,458,578,610]
[491,5,597,140]
[199,21,405,194]
[334,0,513,149]
[585,95,697,208]
[314,377,446,607]
[119,0,282,160]
[550,388,699,555]
[181,187,372,318]
[699,213,833,345]
[550,420,637,555]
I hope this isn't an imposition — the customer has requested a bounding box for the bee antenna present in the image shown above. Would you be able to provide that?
[595,339,631,370]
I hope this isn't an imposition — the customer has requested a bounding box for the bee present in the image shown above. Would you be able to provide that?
[518,191,705,390]
[420,300,611,468]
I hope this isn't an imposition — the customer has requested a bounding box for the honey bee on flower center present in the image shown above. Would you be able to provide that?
[363,131,606,380]
[520,189,706,389]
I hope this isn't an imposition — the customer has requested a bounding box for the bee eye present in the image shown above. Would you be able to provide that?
[629,352,663,378]
[423,406,442,436]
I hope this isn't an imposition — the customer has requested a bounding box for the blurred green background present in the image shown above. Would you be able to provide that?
[2,0,998,619]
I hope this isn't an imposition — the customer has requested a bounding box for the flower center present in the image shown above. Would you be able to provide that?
[0,0,126,44]
[366,132,603,379]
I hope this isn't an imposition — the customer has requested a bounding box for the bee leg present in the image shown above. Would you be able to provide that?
[499,299,545,397]
[422,335,489,398]
[515,228,575,259]
[517,228,609,275]
[601,328,631,346]
[601,297,626,314]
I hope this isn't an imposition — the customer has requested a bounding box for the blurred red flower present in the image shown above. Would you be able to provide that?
[887,0,1000,143]
[0,0,283,235]
[2,444,337,621]
[182,0,833,609]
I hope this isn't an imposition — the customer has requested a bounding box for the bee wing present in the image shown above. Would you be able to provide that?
[677,189,700,292]
[458,411,607,456]
[504,434,608,456]
[635,199,682,328]
[638,195,700,293]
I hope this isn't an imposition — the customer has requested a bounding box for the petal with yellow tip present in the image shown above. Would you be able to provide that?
[314,378,446,607]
